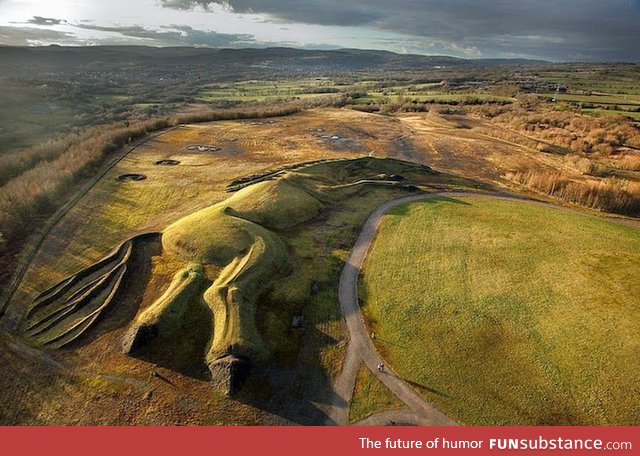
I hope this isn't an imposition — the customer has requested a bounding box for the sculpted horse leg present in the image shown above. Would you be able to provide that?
[203,235,288,395]
[121,263,204,354]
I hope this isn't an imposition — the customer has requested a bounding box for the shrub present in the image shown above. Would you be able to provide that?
[505,168,640,216]
[615,154,640,171]
[0,136,76,186]
[475,104,640,156]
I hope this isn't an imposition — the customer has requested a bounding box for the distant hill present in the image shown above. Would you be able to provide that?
[0,45,547,73]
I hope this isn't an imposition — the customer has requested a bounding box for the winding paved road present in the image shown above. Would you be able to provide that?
[327,193,459,426]
[327,191,639,426]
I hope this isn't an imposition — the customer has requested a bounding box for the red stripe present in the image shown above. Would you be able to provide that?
[1,426,637,456]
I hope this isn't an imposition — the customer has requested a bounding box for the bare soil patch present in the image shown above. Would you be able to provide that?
[117,173,147,182]
[187,144,221,152]
[155,159,180,166]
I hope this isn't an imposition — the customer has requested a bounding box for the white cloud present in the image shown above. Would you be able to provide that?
[0,0,639,60]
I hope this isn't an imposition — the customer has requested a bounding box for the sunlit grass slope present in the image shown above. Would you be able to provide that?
[361,197,640,425]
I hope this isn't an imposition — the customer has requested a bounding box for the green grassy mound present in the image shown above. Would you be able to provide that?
[156,157,451,373]
[159,172,324,365]
[163,205,283,266]
[361,197,640,425]
[204,234,290,363]
[225,178,325,230]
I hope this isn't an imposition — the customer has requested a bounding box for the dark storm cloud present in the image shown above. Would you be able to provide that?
[161,0,382,26]
[169,25,255,46]
[161,0,640,60]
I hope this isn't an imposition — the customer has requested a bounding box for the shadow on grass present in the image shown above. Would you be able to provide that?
[392,373,451,399]
[131,297,213,382]
[234,326,341,425]
[374,337,409,350]
[389,196,472,216]
[151,371,178,387]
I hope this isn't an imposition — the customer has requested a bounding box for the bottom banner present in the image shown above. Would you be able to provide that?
[0,426,636,456]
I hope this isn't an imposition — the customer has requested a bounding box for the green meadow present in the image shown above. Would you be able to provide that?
[361,197,640,425]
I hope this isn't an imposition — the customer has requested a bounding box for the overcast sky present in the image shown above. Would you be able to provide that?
[1,0,639,61]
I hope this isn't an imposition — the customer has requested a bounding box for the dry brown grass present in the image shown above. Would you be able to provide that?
[0,119,170,245]
[473,103,640,155]
[0,97,347,252]
[614,154,640,171]
[563,154,611,176]
[505,168,640,215]
[0,136,76,186]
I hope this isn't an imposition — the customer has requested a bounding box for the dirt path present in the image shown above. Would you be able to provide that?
[326,191,639,426]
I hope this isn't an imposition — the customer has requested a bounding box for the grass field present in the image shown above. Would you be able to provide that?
[361,197,640,425]
[349,364,404,423]
[539,92,640,106]
[0,81,75,153]
[192,77,516,107]
[581,108,640,123]
[538,69,640,96]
